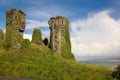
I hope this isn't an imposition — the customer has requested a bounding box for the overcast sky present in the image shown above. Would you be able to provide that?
[0,0,120,61]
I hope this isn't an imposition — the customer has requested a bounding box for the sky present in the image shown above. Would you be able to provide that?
[0,0,120,61]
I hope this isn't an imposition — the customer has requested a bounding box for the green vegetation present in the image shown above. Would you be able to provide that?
[5,26,14,50]
[0,29,4,41]
[21,39,30,49]
[32,28,42,44]
[43,38,49,46]
[0,43,113,80]
[0,14,113,80]
[0,29,4,49]
[61,17,75,60]
[112,65,120,80]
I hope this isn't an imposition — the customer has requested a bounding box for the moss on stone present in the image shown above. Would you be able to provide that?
[6,8,26,50]
[60,17,75,60]
[5,25,14,50]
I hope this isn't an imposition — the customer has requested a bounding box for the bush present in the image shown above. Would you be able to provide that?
[0,29,4,48]
[32,28,42,45]
[112,64,120,80]
[43,38,48,46]
[0,29,4,41]
[21,39,30,49]
[5,26,14,50]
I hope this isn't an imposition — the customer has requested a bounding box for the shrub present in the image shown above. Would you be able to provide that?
[32,28,42,45]
[0,29,4,41]
[21,39,30,49]
[112,64,120,80]
[43,38,48,46]
[5,26,14,50]
[0,29,4,48]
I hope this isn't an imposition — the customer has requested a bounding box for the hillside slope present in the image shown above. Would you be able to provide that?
[0,44,113,80]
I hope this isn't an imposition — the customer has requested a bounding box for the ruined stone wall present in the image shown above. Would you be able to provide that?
[49,16,74,60]
[6,8,26,49]
[48,16,66,53]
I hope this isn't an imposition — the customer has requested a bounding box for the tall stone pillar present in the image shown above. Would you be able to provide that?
[48,16,66,53]
[6,8,26,49]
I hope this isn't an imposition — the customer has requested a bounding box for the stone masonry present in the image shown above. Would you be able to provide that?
[6,8,26,49]
[48,16,66,53]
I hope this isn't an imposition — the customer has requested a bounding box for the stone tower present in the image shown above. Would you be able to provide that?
[48,16,66,53]
[6,8,26,49]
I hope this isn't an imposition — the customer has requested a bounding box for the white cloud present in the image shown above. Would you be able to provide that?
[41,30,50,38]
[23,34,32,41]
[26,6,71,21]
[70,10,120,60]
[27,10,51,20]
[24,19,50,41]
[26,20,48,29]
[23,30,50,41]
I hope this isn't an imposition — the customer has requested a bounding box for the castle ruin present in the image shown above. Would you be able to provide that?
[4,8,74,59]
[6,8,26,49]
[48,16,66,53]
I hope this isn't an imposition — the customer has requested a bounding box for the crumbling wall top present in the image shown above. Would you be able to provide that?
[48,16,67,27]
[48,17,55,26]
[7,8,26,16]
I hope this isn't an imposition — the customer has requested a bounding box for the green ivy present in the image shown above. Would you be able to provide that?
[32,28,42,45]
[21,39,30,49]
[5,26,14,50]
[60,17,75,60]
[0,29,4,41]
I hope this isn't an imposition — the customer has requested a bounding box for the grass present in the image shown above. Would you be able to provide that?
[0,44,114,80]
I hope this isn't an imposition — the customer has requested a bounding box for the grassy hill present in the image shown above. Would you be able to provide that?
[0,44,113,80]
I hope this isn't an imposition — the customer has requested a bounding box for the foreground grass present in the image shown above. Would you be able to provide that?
[0,44,113,80]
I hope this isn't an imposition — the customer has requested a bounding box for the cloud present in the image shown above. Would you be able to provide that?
[27,9,51,20]
[24,19,50,41]
[41,30,50,38]
[23,30,50,41]
[70,10,120,60]
[26,20,48,29]
[26,6,71,21]
[23,34,32,41]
